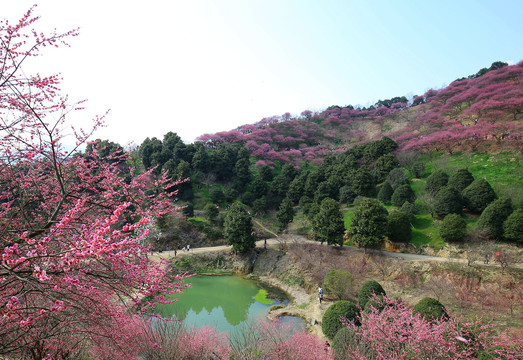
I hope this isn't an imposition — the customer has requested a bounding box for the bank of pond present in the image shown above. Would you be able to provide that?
[155,275,304,336]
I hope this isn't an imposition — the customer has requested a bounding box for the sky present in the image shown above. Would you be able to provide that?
[2,0,523,146]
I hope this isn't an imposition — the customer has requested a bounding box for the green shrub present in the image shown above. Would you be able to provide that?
[323,269,354,300]
[377,182,393,204]
[339,185,356,204]
[439,213,467,242]
[391,184,415,207]
[425,170,449,196]
[400,201,416,223]
[477,198,512,239]
[433,186,463,217]
[203,203,219,221]
[322,300,360,339]
[363,294,386,313]
[182,203,194,218]
[412,162,426,178]
[413,297,448,321]
[462,179,497,213]
[387,210,412,242]
[448,168,474,192]
[332,327,354,358]
[373,154,398,182]
[358,280,386,308]
[387,168,410,189]
[503,208,523,244]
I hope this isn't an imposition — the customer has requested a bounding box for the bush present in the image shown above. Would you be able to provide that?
[413,297,448,321]
[358,281,386,308]
[433,186,463,217]
[387,168,409,189]
[439,213,467,242]
[462,179,497,213]
[363,295,386,313]
[182,203,194,218]
[377,182,393,204]
[210,188,225,203]
[387,210,412,242]
[400,201,416,223]
[348,199,389,250]
[339,185,356,204]
[252,196,267,214]
[332,327,354,358]
[203,203,219,221]
[373,154,398,182]
[503,208,523,243]
[448,168,474,192]
[322,301,360,339]
[412,162,426,178]
[477,198,512,239]
[323,269,354,300]
[391,184,415,207]
[425,170,449,196]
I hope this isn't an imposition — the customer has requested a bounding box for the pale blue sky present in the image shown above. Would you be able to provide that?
[3,0,523,145]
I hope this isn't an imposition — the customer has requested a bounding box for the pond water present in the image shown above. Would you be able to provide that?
[155,275,303,335]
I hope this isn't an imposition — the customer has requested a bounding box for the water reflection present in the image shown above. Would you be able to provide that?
[156,275,275,333]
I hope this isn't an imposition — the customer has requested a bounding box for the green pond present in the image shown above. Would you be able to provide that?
[156,275,303,334]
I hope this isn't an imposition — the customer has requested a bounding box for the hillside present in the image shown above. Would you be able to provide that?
[196,61,522,167]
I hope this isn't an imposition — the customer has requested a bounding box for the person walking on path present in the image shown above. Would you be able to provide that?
[318,286,324,304]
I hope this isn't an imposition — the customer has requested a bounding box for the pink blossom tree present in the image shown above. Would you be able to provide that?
[0,7,187,358]
[339,296,522,359]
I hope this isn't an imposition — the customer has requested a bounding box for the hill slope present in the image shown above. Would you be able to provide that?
[197,61,523,166]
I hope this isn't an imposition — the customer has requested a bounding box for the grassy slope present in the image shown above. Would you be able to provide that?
[342,151,522,249]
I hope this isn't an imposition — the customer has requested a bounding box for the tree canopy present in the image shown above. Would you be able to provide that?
[224,202,256,253]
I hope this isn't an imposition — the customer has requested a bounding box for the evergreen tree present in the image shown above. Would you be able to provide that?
[462,179,497,213]
[439,214,467,242]
[425,170,449,196]
[312,198,345,246]
[413,297,449,321]
[377,182,394,204]
[204,203,219,221]
[251,177,268,199]
[224,202,255,253]
[387,210,412,242]
[276,197,295,231]
[339,185,356,204]
[358,280,386,308]
[191,143,210,172]
[503,208,523,244]
[373,154,398,182]
[433,186,463,217]
[387,167,409,189]
[390,184,415,207]
[259,165,274,181]
[400,201,416,223]
[233,147,252,191]
[350,167,376,196]
[477,198,512,239]
[349,198,388,251]
[287,173,307,203]
[448,168,474,192]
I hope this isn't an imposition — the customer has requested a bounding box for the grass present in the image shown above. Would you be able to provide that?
[254,289,274,305]
[343,208,355,229]
[297,297,313,309]
[420,152,523,203]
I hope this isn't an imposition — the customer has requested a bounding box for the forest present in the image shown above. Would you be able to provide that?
[1,5,522,360]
